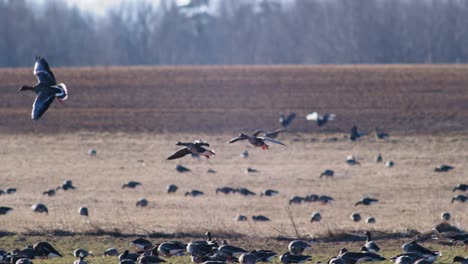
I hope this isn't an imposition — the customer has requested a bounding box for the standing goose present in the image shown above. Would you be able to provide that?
[167,140,215,160]
[0,206,13,215]
[19,56,68,120]
[306,112,335,127]
[375,128,389,139]
[350,126,366,141]
[33,242,62,258]
[228,133,286,149]
[364,231,380,253]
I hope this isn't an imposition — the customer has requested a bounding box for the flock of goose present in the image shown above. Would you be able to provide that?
[6,57,468,263]
[0,231,467,264]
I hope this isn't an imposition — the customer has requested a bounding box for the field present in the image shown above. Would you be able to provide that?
[0,65,467,263]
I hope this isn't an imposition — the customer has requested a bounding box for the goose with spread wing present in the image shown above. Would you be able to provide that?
[167,140,215,160]
[306,112,335,127]
[228,133,286,149]
[19,56,68,120]
[252,129,298,139]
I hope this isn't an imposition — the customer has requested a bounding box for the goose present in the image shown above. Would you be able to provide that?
[350,213,361,222]
[392,255,417,264]
[78,207,89,216]
[402,241,441,262]
[338,247,385,263]
[241,150,249,158]
[375,128,389,139]
[304,194,319,202]
[327,257,346,264]
[74,248,89,258]
[320,169,334,178]
[119,250,139,262]
[57,180,76,191]
[167,140,215,160]
[279,252,311,263]
[246,167,259,173]
[185,190,204,197]
[375,154,382,163]
[0,206,13,215]
[239,253,257,264]
[216,187,236,194]
[251,249,277,262]
[132,238,153,251]
[207,169,216,174]
[452,195,467,203]
[253,129,299,139]
[306,112,335,127]
[176,164,191,173]
[235,188,256,196]
[158,241,186,257]
[434,165,454,172]
[350,126,366,141]
[366,217,376,224]
[288,241,311,255]
[32,203,48,214]
[364,231,380,253]
[453,256,468,264]
[228,133,286,149]
[43,189,56,196]
[6,188,16,194]
[103,248,119,256]
[252,215,270,222]
[453,184,468,192]
[136,199,149,207]
[279,112,296,128]
[450,233,468,250]
[346,155,361,166]
[441,212,451,221]
[233,215,247,221]
[386,161,394,167]
[261,189,279,197]
[289,196,304,205]
[33,241,62,258]
[167,184,178,193]
[137,250,166,263]
[19,56,68,120]
[87,149,97,156]
[122,181,142,189]
[355,197,379,206]
[217,244,248,259]
[318,195,334,204]
[16,258,34,264]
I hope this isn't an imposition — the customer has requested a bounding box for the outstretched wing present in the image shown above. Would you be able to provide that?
[252,130,268,137]
[228,135,247,144]
[261,137,287,146]
[306,112,319,121]
[31,91,55,120]
[34,56,56,85]
[167,148,192,160]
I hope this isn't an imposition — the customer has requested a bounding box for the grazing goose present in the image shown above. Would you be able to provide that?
[289,196,305,205]
[338,247,385,263]
[103,248,119,256]
[246,167,259,173]
[327,256,346,264]
[251,249,277,262]
[132,238,153,251]
[217,244,248,259]
[43,189,56,196]
[279,252,311,263]
[233,215,248,221]
[306,112,335,127]
[434,164,454,172]
[355,197,379,206]
[32,203,48,214]
[310,211,322,222]
[136,199,149,207]
[0,206,13,215]
[58,180,76,191]
[207,169,216,174]
[441,212,451,221]
[261,189,279,197]
[137,251,166,263]
[453,256,468,264]
[78,207,89,216]
[235,188,256,196]
[167,184,178,193]
[288,240,311,255]
[375,128,389,139]
[350,126,366,141]
[318,195,334,204]
[167,140,215,160]
[119,250,139,262]
[346,155,361,166]
[19,56,68,120]
[453,184,468,192]
[450,233,468,250]
[176,164,191,173]
[392,255,419,264]
[350,213,361,222]
[279,112,296,128]
[185,190,204,197]
[158,241,186,257]
[364,231,380,253]
[320,169,334,178]
[33,242,62,258]
[216,187,236,194]
[239,253,257,264]
[366,217,376,224]
[122,181,141,189]
[452,195,467,203]
[228,133,286,149]
[17,258,34,264]
[252,215,270,222]
[253,129,299,139]
[402,241,441,262]
[6,188,16,194]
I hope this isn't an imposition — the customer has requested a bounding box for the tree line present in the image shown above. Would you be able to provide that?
[1,0,467,67]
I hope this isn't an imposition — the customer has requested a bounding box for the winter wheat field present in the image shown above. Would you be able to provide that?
[0,65,467,263]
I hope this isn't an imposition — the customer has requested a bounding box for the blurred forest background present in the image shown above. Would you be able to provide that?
[2,0,468,66]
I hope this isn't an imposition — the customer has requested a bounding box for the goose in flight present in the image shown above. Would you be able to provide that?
[19,56,68,120]
[252,129,299,139]
[228,133,286,149]
[350,125,366,141]
[279,112,296,128]
[167,140,215,160]
[306,112,335,127]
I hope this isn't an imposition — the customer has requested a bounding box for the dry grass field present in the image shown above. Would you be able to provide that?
[0,65,467,263]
